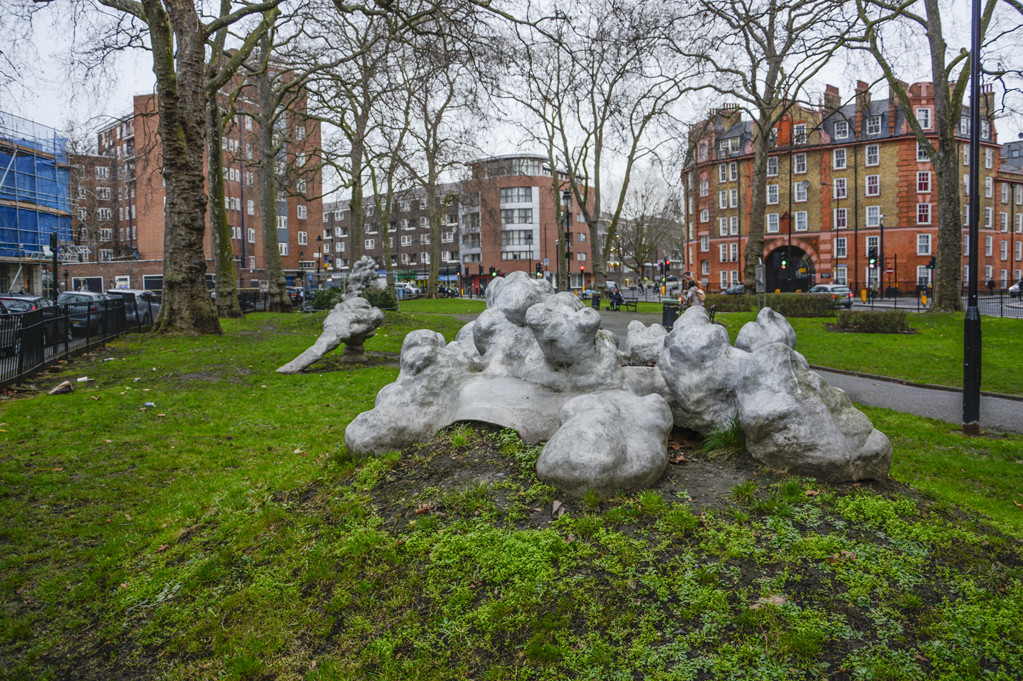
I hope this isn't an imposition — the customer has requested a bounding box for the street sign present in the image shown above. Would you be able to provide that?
[885,268,894,274]
[543,258,549,266]
[259,281,269,293]
[755,264,765,294]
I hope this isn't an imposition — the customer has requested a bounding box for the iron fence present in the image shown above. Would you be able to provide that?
[0,299,155,390]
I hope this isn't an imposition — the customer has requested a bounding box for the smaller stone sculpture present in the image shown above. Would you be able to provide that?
[276,256,386,374]
[621,320,667,366]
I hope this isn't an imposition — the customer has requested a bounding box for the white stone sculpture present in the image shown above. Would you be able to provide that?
[343,271,892,494]
[277,256,385,373]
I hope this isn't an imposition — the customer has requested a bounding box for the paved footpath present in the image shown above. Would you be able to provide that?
[456,309,1023,435]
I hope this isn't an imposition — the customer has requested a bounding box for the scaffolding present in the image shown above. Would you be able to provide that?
[0,111,73,294]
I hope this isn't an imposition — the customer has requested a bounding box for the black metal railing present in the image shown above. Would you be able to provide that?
[0,299,157,390]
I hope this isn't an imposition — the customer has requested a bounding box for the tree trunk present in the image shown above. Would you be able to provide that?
[426,184,441,299]
[926,0,964,312]
[349,144,365,263]
[205,96,243,318]
[744,115,771,291]
[144,0,221,335]
[257,35,290,313]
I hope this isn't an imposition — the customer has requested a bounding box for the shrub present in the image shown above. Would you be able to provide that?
[763,293,836,317]
[835,309,911,333]
[704,294,755,313]
[312,287,344,310]
[363,286,398,310]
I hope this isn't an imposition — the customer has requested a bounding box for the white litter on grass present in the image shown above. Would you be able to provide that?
[76,377,89,382]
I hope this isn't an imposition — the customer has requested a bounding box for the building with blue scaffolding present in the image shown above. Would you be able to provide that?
[0,112,73,296]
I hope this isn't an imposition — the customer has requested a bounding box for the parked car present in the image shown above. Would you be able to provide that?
[0,295,68,348]
[106,289,161,326]
[722,284,746,295]
[286,286,306,306]
[58,291,117,336]
[397,282,422,299]
[1010,282,1021,299]
[808,284,854,309]
[0,299,17,357]
[437,285,460,298]
[579,288,598,300]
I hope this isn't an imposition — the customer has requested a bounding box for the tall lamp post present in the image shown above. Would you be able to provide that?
[316,235,322,289]
[878,214,886,297]
[963,0,983,433]
[561,189,571,292]
[526,232,533,277]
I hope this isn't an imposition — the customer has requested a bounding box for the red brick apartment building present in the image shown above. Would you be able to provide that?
[323,155,596,292]
[65,82,321,293]
[685,81,1023,294]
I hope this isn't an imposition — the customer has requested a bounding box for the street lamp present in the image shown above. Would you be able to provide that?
[526,232,533,278]
[561,189,571,292]
[63,269,68,293]
[316,235,322,289]
[879,214,885,298]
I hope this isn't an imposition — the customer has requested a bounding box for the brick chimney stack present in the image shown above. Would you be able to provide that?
[824,85,841,112]
[855,81,870,136]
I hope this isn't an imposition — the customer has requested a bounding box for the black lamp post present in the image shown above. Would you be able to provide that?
[963,0,983,434]
[316,235,322,289]
[526,232,533,277]
[63,269,69,293]
[561,189,571,291]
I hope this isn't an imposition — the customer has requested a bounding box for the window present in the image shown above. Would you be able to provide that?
[400,235,413,247]
[917,171,931,193]
[866,175,880,197]
[720,271,729,289]
[1017,186,1022,205]
[985,177,993,198]
[337,241,345,253]
[499,187,533,203]
[835,207,848,229]
[700,209,709,223]
[985,148,993,169]
[916,108,932,130]
[917,142,929,162]
[794,153,806,174]
[834,266,848,285]
[97,187,111,200]
[767,157,778,177]
[917,203,931,225]
[441,231,454,243]
[982,119,990,139]
[964,234,970,255]
[793,124,806,144]
[1001,212,1009,232]
[794,211,807,231]
[99,249,113,262]
[985,235,993,256]
[295,125,306,141]
[420,199,428,210]
[1002,184,1009,204]
[729,242,738,261]
[296,179,307,194]
[230,226,241,240]
[701,260,710,275]
[77,208,86,221]
[730,216,738,235]
[500,208,533,225]
[1018,214,1023,233]
[719,243,728,262]
[719,191,728,209]
[835,237,847,258]
[246,172,254,187]
[834,178,847,199]
[296,153,306,168]
[964,174,970,195]
[917,266,931,287]
[365,238,375,249]
[699,181,708,197]
[767,213,779,233]
[95,166,109,179]
[578,232,586,242]
[100,227,113,241]
[700,235,709,251]
[719,218,729,236]
[248,256,256,269]
[794,182,808,203]
[865,144,879,166]
[247,199,254,215]
[866,206,881,227]
[297,231,308,246]
[98,208,111,220]
[866,235,879,252]
[963,143,971,165]
[420,234,430,245]
[1001,240,1009,260]
[729,162,738,181]
[767,184,779,205]
[248,228,256,243]
[917,233,931,255]
[278,243,289,257]
[365,205,374,217]
[420,216,429,228]
[297,205,307,220]
[834,120,849,139]
[985,207,993,228]
[729,188,738,208]
[833,148,847,169]
[866,116,881,136]
[718,164,727,183]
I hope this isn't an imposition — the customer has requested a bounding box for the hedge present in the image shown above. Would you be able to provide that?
[834,309,911,333]
[762,293,837,317]
[703,294,756,313]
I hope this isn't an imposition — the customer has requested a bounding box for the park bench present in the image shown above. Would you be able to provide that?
[620,297,639,312]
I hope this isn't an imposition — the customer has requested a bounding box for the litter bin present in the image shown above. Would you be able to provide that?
[591,294,601,310]
[662,301,680,329]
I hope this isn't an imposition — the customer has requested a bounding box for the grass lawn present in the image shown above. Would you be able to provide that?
[714,311,1023,396]
[398,298,486,315]
[1,310,1021,679]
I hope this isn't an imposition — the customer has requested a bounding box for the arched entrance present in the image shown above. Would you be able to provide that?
[766,246,816,293]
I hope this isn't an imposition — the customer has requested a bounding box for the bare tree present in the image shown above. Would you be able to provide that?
[609,167,684,279]
[852,0,1001,311]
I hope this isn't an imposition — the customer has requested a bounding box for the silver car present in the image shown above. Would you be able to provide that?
[106,289,161,326]
[808,284,854,309]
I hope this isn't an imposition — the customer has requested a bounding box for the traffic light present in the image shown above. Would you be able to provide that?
[489,266,496,277]
[928,256,936,270]
[868,247,878,269]
[580,265,584,272]
[497,269,504,277]
[658,262,664,274]
[665,259,671,272]
[478,265,484,275]
[535,262,543,278]
[780,257,787,269]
